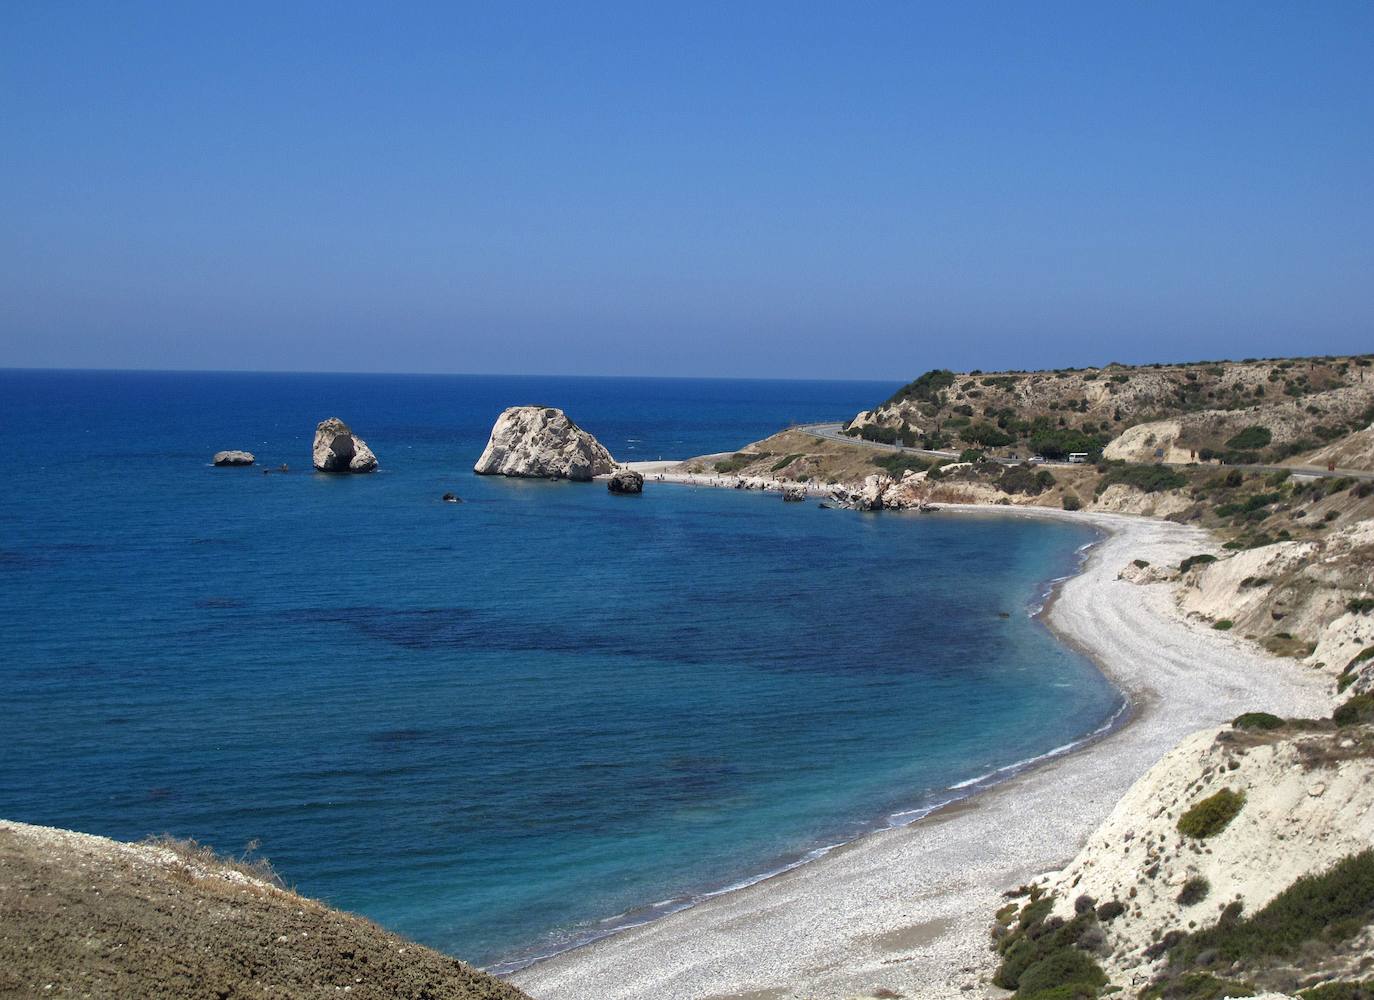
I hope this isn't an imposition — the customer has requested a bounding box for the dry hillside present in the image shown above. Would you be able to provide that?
[0,820,530,1000]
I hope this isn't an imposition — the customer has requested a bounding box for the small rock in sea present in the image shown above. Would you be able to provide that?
[998,611,1011,619]
[313,418,378,473]
[442,492,462,503]
[782,485,807,502]
[607,469,645,494]
[212,450,255,467]
[818,502,833,509]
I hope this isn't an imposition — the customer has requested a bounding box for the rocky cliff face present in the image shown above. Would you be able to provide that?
[1028,721,1374,996]
[474,407,616,481]
[312,418,377,473]
[1178,519,1374,678]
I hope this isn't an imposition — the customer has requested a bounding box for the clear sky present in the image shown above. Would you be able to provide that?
[2,2,1371,379]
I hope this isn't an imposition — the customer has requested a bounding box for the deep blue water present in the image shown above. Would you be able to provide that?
[0,370,1121,970]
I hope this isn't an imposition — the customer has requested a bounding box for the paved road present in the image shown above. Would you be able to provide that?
[797,422,1374,481]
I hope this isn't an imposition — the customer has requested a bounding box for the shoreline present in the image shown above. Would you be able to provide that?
[512,496,1329,1000]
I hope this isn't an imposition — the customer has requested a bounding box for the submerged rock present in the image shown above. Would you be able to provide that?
[213,450,255,467]
[474,406,616,481]
[608,469,644,494]
[312,418,377,474]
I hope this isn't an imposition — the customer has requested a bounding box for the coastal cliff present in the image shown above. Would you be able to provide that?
[0,820,530,1000]
[474,406,617,481]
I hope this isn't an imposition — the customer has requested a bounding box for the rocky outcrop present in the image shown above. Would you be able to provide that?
[1032,722,1374,995]
[782,485,807,502]
[212,450,255,467]
[608,469,644,494]
[312,418,377,474]
[829,472,930,511]
[474,407,616,481]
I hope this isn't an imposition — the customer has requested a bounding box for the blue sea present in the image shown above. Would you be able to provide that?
[0,370,1122,970]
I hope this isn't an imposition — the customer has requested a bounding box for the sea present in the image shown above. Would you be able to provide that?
[0,370,1123,971]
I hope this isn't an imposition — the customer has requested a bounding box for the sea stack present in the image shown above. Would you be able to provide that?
[474,406,616,481]
[212,450,255,467]
[607,469,644,494]
[312,418,378,473]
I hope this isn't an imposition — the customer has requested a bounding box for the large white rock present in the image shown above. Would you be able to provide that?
[312,417,378,473]
[474,406,616,481]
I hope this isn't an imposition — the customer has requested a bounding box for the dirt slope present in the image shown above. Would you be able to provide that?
[0,820,530,1000]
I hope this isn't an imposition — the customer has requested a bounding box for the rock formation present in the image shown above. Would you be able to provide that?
[474,407,616,481]
[782,485,807,502]
[312,418,377,473]
[212,450,255,467]
[607,469,644,494]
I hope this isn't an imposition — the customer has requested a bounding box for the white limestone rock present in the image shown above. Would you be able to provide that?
[474,406,616,481]
[312,418,378,473]
[212,450,255,467]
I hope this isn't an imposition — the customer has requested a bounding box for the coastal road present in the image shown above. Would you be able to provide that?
[796,422,1374,481]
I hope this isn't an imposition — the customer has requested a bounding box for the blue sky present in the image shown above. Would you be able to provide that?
[2,2,1371,378]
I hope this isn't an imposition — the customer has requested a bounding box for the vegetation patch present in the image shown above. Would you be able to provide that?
[1225,426,1273,451]
[1300,981,1374,1000]
[871,453,930,476]
[1098,464,1188,494]
[999,464,1057,496]
[1166,850,1374,968]
[887,369,956,406]
[770,453,803,472]
[1213,620,1234,631]
[1177,788,1246,839]
[1232,712,1284,731]
[1176,877,1211,907]
[1333,694,1374,728]
[1179,553,1218,573]
[1347,598,1374,615]
[992,893,1108,1000]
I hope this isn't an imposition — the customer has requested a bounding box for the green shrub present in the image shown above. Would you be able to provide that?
[1032,428,1108,460]
[887,369,956,406]
[1225,426,1273,451]
[1348,598,1374,615]
[1179,553,1218,573]
[1177,877,1210,906]
[872,453,930,476]
[1213,620,1234,631]
[1344,647,1374,674]
[999,464,1057,496]
[1096,900,1125,922]
[1232,712,1284,731]
[1100,464,1188,494]
[1177,788,1245,838]
[961,423,1015,448]
[1133,558,1150,568]
[1062,494,1082,511]
[1170,850,1374,964]
[1333,694,1374,727]
[771,453,803,472]
[1017,948,1106,999]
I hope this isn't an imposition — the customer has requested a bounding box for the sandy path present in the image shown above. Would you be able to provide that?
[512,507,1328,1000]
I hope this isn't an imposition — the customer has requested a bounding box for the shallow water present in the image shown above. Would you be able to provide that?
[0,370,1120,968]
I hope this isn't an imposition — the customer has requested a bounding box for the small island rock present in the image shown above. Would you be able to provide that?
[607,469,644,494]
[442,492,462,503]
[474,406,616,481]
[782,485,807,502]
[313,418,378,473]
[213,450,255,467]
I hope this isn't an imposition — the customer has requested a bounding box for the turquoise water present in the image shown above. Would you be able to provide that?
[0,370,1121,969]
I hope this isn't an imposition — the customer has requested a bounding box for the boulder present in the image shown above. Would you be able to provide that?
[474,406,616,481]
[442,492,462,503]
[212,450,255,467]
[782,485,807,502]
[608,469,644,494]
[313,418,378,473]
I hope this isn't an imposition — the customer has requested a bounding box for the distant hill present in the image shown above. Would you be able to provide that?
[843,355,1374,468]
